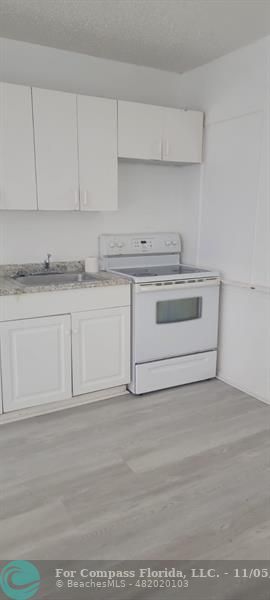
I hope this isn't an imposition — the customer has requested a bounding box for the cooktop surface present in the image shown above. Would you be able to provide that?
[114,264,209,277]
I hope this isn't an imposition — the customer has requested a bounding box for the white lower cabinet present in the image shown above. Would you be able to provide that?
[0,287,131,414]
[0,315,72,412]
[72,307,130,396]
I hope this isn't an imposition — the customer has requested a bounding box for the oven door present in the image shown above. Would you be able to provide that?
[133,279,220,363]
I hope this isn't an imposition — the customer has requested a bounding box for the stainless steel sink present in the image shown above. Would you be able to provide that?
[14,272,97,286]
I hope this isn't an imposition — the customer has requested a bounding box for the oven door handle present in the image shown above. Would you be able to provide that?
[136,279,220,292]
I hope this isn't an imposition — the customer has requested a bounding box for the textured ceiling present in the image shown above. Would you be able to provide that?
[0,0,270,74]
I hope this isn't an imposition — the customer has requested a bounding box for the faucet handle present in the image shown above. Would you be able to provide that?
[44,253,52,269]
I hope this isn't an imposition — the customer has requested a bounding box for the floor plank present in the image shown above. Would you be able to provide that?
[0,379,269,560]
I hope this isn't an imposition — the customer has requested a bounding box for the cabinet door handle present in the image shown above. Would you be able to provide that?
[158,139,162,159]
[74,189,80,210]
[164,140,169,159]
[72,329,78,335]
[83,190,88,208]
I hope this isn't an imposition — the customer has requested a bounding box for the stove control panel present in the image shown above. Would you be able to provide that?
[100,233,181,256]
[132,238,153,250]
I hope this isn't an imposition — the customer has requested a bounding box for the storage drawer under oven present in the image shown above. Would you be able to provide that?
[133,350,217,394]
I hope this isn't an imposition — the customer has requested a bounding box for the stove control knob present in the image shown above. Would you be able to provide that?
[118,242,123,248]
[109,242,115,248]
[165,241,171,246]
[172,241,177,246]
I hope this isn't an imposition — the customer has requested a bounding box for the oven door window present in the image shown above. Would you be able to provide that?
[156,297,202,324]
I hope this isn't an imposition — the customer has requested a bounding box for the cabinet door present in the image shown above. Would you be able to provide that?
[77,95,118,211]
[118,101,163,161]
[163,108,203,163]
[0,359,2,414]
[0,315,71,412]
[33,88,79,211]
[72,307,130,396]
[0,82,37,210]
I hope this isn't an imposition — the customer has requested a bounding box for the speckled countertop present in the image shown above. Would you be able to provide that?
[0,261,129,296]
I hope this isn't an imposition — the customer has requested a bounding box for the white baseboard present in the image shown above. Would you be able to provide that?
[217,374,270,406]
[0,385,129,425]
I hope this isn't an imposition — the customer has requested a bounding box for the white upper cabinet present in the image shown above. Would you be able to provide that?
[118,100,203,164]
[77,95,118,211]
[0,82,37,210]
[32,88,79,211]
[0,81,203,213]
[118,101,164,161]
[163,108,203,163]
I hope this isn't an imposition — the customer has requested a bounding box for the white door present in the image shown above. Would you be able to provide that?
[118,101,163,161]
[77,95,118,211]
[32,87,79,210]
[72,307,130,395]
[0,315,72,412]
[163,108,203,163]
[0,82,37,210]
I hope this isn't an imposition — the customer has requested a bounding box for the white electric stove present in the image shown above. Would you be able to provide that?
[99,233,220,395]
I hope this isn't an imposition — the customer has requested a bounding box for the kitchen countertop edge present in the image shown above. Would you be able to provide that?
[0,272,130,297]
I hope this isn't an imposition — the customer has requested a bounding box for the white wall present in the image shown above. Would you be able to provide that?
[0,38,189,107]
[0,163,200,264]
[0,37,200,265]
[1,35,269,404]
[176,37,270,403]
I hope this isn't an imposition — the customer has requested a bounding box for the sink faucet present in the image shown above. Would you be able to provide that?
[44,253,52,271]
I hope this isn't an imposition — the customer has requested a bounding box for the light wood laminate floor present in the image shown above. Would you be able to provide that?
[0,379,269,560]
